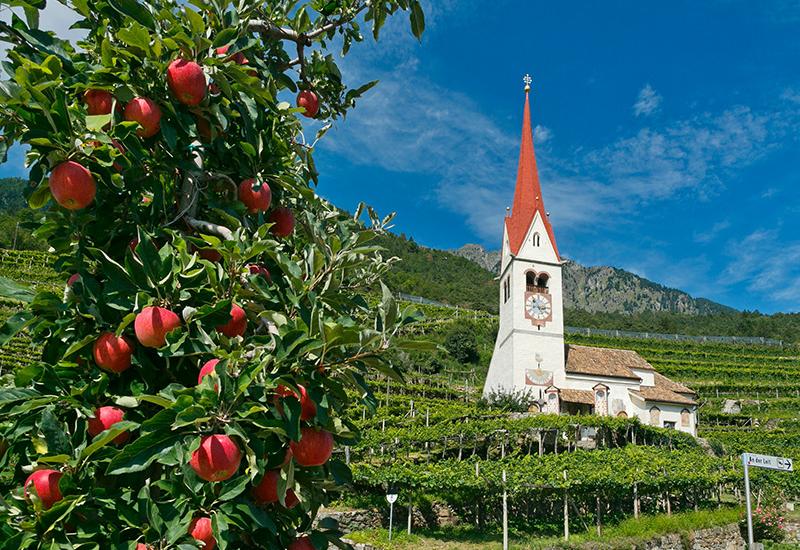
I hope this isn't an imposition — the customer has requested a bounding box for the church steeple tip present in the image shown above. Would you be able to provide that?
[504,75,560,260]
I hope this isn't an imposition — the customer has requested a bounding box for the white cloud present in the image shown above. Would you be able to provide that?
[693,220,731,243]
[720,229,800,307]
[633,84,662,117]
[533,124,552,144]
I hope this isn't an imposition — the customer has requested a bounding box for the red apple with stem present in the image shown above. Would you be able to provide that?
[87,406,129,444]
[83,89,116,115]
[93,332,134,373]
[167,59,206,106]
[269,207,295,238]
[296,90,319,118]
[189,434,242,482]
[188,517,216,550]
[134,306,181,348]
[49,161,96,210]
[24,469,63,510]
[216,304,247,338]
[289,427,334,467]
[124,97,161,138]
[238,178,271,213]
[252,470,299,508]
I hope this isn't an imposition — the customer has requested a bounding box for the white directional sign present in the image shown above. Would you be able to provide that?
[744,452,794,472]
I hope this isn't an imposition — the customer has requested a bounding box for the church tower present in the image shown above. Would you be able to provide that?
[483,76,566,400]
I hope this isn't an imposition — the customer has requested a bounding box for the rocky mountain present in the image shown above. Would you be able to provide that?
[451,244,733,315]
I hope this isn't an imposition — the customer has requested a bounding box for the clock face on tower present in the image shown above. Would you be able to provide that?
[525,292,552,325]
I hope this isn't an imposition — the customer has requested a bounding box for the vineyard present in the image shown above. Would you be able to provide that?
[1,249,799,545]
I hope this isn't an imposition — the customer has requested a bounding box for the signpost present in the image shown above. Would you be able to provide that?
[742,453,793,549]
[386,492,398,541]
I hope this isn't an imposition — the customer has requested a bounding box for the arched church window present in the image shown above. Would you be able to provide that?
[533,233,541,246]
[616,411,628,419]
[536,273,549,290]
[681,409,691,427]
[649,406,661,427]
[525,271,536,292]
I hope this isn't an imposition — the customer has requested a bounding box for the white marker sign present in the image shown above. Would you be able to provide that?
[744,453,793,472]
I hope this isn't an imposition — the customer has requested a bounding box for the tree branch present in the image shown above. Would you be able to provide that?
[249,2,368,45]
[185,216,234,241]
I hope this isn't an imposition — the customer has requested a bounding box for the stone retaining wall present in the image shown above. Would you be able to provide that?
[333,522,746,550]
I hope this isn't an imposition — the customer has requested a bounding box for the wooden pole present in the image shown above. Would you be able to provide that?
[563,470,569,541]
[633,482,640,519]
[502,470,508,550]
[407,499,412,535]
[596,495,602,536]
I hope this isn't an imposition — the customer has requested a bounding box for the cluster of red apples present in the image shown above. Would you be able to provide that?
[50,51,320,242]
[27,49,330,550]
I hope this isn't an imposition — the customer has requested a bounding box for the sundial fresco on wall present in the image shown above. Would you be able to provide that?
[525,366,553,386]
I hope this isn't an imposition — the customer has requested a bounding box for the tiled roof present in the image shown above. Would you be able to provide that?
[630,372,697,406]
[564,344,648,380]
[504,91,559,259]
[653,372,696,396]
[559,388,595,405]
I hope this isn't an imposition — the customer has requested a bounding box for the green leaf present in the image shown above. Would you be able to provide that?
[39,408,71,455]
[0,309,34,345]
[212,28,238,48]
[0,387,40,405]
[217,475,248,501]
[86,113,112,131]
[108,0,156,29]
[106,430,182,475]
[410,1,425,40]
[117,23,151,54]
[80,421,138,461]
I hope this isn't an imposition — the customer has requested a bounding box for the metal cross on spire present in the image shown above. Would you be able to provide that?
[523,73,532,92]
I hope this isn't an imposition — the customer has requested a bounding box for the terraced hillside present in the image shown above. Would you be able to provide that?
[1,250,798,545]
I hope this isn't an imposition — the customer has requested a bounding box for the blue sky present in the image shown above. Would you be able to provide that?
[311,0,800,314]
[2,1,799,313]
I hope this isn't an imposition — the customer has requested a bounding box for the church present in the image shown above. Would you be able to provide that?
[482,78,698,436]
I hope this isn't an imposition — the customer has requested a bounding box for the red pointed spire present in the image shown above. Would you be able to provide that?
[505,83,560,260]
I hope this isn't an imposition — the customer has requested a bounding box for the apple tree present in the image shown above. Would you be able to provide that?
[0,0,425,547]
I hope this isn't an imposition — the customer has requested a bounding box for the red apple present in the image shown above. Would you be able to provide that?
[129,237,139,252]
[49,161,96,210]
[134,306,181,348]
[167,59,206,106]
[289,536,315,550]
[83,89,116,115]
[252,470,299,508]
[67,273,80,286]
[275,385,316,421]
[196,116,213,141]
[296,90,319,118]
[87,406,129,444]
[198,248,222,262]
[24,469,63,510]
[269,207,295,238]
[93,332,134,373]
[188,516,216,550]
[125,97,161,138]
[136,544,153,550]
[216,45,248,65]
[281,447,293,466]
[289,428,334,467]
[198,358,220,387]
[215,304,247,338]
[247,264,271,280]
[238,178,271,213]
[189,434,242,482]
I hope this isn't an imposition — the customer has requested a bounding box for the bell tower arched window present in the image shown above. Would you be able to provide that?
[536,273,549,290]
[533,233,541,247]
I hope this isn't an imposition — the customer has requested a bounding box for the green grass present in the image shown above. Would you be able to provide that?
[347,507,744,549]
